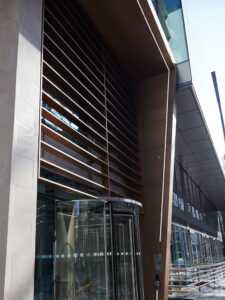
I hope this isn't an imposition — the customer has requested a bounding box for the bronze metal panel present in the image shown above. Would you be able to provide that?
[137,69,177,300]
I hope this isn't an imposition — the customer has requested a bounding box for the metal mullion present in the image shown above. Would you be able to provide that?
[109,187,128,198]
[49,0,104,67]
[105,51,134,97]
[107,114,137,142]
[38,0,45,179]
[109,165,141,188]
[38,177,97,199]
[107,97,137,133]
[44,32,105,97]
[106,86,137,125]
[44,20,104,91]
[60,0,104,60]
[43,62,106,121]
[105,63,132,99]
[42,92,107,145]
[42,0,142,201]
[67,0,102,52]
[44,49,103,106]
[108,140,141,170]
[186,172,193,212]
[179,164,188,213]
[41,124,108,168]
[41,140,108,180]
[103,46,110,196]
[190,177,197,214]
[42,107,107,156]
[40,159,108,191]
[43,46,105,105]
[108,132,140,162]
[107,102,138,136]
[44,6,104,78]
[110,177,141,196]
[42,76,106,133]
[106,75,136,115]
[106,78,137,120]
[109,153,141,179]
[108,122,138,151]
[42,90,103,136]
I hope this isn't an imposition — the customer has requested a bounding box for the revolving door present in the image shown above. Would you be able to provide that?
[35,197,144,300]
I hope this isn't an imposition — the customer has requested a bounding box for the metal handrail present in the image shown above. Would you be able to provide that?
[169,257,225,296]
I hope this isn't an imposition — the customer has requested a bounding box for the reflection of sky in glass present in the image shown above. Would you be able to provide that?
[152,0,188,63]
[163,0,181,12]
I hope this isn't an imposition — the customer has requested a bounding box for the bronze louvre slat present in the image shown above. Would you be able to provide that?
[110,177,142,196]
[42,77,106,134]
[106,78,136,122]
[105,76,136,117]
[108,130,140,161]
[43,39,104,98]
[44,6,104,78]
[43,62,106,119]
[44,20,104,92]
[107,139,140,169]
[39,177,97,199]
[42,92,107,145]
[107,110,138,142]
[107,120,138,150]
[39,0,142,199]
[44,4,137,131]
[106,96,138,134]
[105,79,137,123]
[108,152,141,180]
[41,124,108,167]
[43,47,105,106]
[40,159,108,191]
[42,107,107,156]
[109,165,141,188]
[48,1,104,66]
[104,50,135,98]
[41,141,108,180]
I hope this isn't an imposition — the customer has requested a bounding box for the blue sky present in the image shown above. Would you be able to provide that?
[182,0,225,162]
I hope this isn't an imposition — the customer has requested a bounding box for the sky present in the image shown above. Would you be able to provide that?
[181,0,225,164]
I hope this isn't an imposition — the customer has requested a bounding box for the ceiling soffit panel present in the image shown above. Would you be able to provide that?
[176,85,225,210]
[78,0,174,81]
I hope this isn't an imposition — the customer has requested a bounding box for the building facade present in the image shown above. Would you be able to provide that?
[0,0,225,299]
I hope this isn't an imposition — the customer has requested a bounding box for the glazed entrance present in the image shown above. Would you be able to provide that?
[35,198,144,300]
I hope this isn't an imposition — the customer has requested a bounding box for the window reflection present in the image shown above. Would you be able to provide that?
[35,194,144,300]
[170,224,225,268]
[152,0,188,63]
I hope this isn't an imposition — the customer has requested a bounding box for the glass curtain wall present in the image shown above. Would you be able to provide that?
[170,224,225,267]
[152,0,188,63]
[173,160,218,233]
[35,194,144,300]
[170,225,191,267]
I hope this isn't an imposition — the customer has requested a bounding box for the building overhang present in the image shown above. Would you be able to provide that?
[78,0,175,81]
[176,84,225,210]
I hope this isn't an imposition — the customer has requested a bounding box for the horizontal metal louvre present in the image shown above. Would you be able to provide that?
[40,0,142,200]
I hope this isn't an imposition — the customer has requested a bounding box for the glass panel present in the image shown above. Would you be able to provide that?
[173,192,178,207]
[35,195,144,300]
[54,200,112,300]
[178,197,184,211]
[152,0,188,63]
[113,215,138,300]
[35,198,55,299]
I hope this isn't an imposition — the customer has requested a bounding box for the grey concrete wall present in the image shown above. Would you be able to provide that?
[0,1,42,299]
